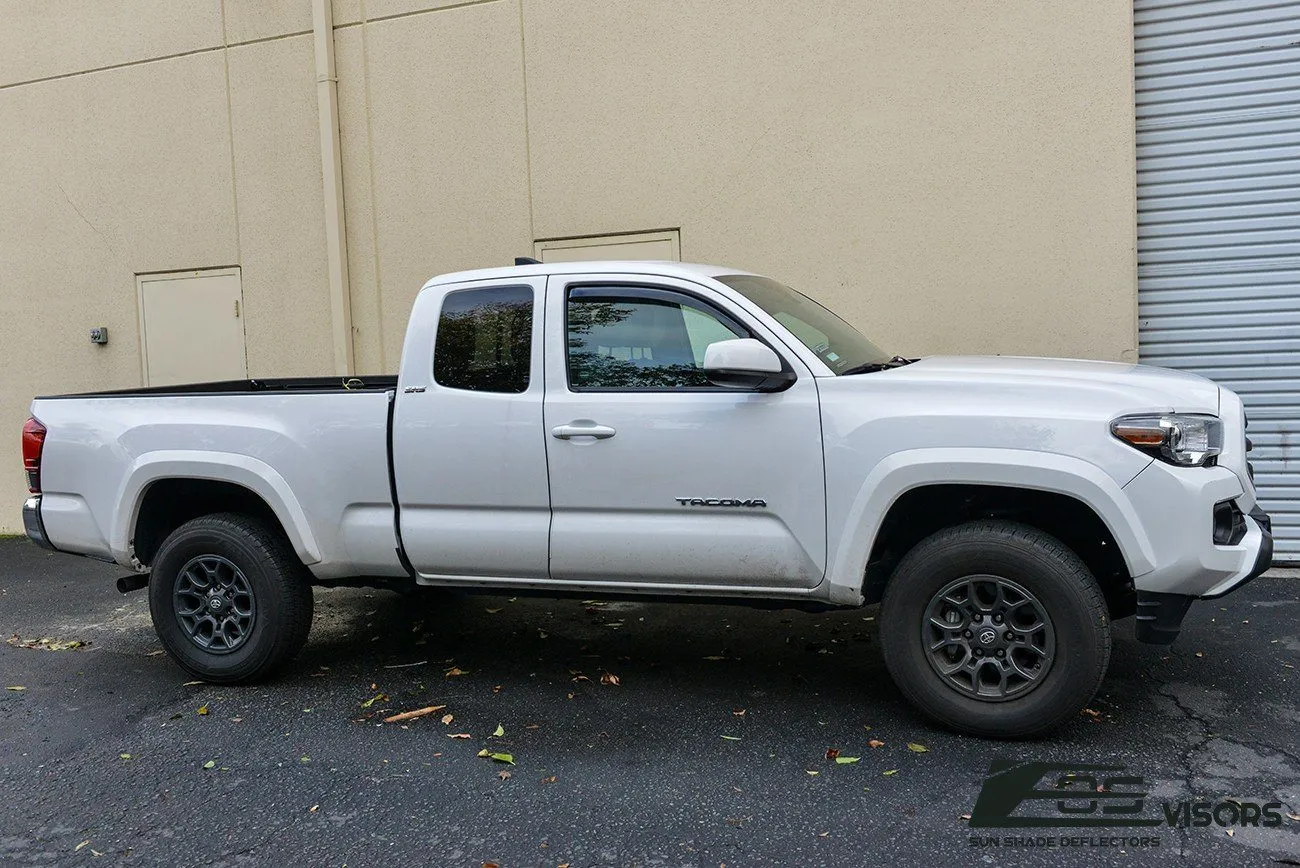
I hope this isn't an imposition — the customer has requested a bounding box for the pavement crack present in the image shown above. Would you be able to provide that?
[1156,685,1216,858]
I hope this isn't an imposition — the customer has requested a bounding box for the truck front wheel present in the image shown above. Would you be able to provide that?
[879,520,1111,738]
[148,513,313,683]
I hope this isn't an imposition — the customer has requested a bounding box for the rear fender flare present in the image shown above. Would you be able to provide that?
[113,451,322,567]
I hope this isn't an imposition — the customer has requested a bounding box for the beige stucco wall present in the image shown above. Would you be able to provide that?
[0,0,1136,532]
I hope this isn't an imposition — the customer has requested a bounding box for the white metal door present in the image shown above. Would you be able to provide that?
[541,273,827,590]
[137,269,247,386]
[392,278,550,580]
[1136,0,1300,559]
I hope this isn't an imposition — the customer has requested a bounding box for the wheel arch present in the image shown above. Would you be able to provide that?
[825,448,1156,609]
[116,453,321,569]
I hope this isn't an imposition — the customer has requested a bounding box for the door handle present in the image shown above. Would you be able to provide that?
[552,422,617,440]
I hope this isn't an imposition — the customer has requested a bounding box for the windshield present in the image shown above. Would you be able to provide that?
[715,274,890,374]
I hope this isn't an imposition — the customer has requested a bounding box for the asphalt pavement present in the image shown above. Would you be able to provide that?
[1,536,1298,867]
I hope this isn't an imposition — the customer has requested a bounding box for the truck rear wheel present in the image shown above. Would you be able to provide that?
[148,513,313,684]
[879,520,1110,738]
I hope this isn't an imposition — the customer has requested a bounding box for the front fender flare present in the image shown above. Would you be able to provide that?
[112,451,322,568]
[826,448,1156,604]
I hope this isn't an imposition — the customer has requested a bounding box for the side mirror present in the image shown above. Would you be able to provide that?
[703,339,796,392]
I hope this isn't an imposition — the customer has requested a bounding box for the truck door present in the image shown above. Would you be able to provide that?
[392,277,550,579]
[542,273,827,590]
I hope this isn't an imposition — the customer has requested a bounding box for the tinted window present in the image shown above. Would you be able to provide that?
[434,286,533,393]
[567,289,745,389]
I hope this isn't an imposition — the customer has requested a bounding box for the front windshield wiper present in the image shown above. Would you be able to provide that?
[839,356,915,376]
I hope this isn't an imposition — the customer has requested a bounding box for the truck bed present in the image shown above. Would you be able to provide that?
[29,380,403,580]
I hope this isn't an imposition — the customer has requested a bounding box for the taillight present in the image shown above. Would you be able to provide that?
[21,417,45,493]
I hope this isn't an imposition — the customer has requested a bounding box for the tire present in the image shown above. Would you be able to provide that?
[878,520,1110,738]
[148,512,314,684]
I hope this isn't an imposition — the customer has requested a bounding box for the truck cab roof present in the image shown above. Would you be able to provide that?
[421,260,755,290]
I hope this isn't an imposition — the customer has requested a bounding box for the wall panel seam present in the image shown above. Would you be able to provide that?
[332,0,503,31]
[0,30,313,92]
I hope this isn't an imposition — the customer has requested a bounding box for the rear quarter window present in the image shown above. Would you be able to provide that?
[433,286,533,393]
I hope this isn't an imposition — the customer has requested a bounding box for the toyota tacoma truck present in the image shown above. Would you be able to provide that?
[20,261,1273,737]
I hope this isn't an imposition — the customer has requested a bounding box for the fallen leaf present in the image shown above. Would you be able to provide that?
[308,805,319,813]
[203,760,216,769]
[541,776,557,784]
[703,655,727,661]
[835,756,861,764]
[441,714,454,725]
[959,813,972,821]
[119,753,131,760]
[382,704,446,723]
[1288,811,1300,822]
[91,850,103,857]
[75,841,90,852]
[444,666,468,677]
[183,681,203,686]
[907,743,929,753]
[825,748,841,760]
[498,770,512,780]
[600,672,620,686]
[492,724,505,737]
[145,650,164,657]
[300,756,310,763]
[538,630,549,639]
[1195,651,1204,658]
[5,686,26,691]
[483,862,500,868]
[806,770,819,776]
[7,636,87,651]
[883,769,899,776]
[476,750,514,764]
[1225,828,1234,837]
[447,733,472,739]
[868,739,885,749]
[229,717,243,723]
[197,705,208,715]
[721,735,742,741]
[733,709,746,717]
[359,693,387,708]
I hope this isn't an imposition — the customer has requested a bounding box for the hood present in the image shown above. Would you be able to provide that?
[876,355,1221,415]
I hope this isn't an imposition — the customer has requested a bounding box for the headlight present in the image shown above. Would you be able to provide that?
[1111,414,1223,467]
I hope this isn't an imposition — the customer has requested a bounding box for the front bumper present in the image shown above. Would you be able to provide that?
[22,495,58,552]
[1134,505,1273,644]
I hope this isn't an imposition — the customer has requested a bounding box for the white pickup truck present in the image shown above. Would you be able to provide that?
[22,261,1272,737]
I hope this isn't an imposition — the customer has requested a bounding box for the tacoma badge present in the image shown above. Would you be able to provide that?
[674,497,768,508]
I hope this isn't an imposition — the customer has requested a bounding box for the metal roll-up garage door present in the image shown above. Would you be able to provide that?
[1136,0,1300,561]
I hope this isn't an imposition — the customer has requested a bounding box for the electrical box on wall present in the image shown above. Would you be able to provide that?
[89,327,109,344]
